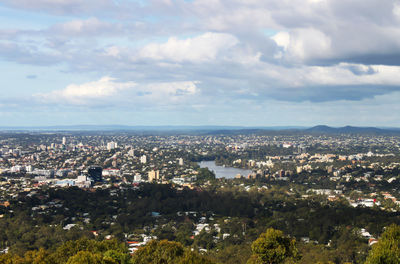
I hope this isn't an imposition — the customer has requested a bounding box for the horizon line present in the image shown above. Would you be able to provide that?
[1,124,400,131]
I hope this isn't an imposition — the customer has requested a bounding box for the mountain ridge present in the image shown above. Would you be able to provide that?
[0,125,399,134]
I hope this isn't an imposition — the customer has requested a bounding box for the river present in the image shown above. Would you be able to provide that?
[198,160,252,179]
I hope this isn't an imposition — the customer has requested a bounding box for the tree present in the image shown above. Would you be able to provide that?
[23,248,51,264]
[197,168,216,182]
[0,253,24,264]
[66,251,102,264]
[365,224,400,264]
[102,250,130,264]
[247,228,299,264]
[208,244,252,264]
[131,240,215,264]
[46,238,129,264]
[297,244,334,264]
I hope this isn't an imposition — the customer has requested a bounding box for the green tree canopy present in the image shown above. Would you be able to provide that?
[131,239,214,264]
[0,238,130,264]
[66,251,102,264]
[247,228,299,264]
[365,224,400,264]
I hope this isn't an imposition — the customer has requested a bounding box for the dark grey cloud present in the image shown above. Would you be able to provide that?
[0,42,61,66]
[263,85,400,103]
[345,64,376,76]
[0,0,118,16]
[342,53,400,67]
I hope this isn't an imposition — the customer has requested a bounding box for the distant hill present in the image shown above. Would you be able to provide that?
[0,124,399,135]
[0,125,305,132]
[305,125,395,134]
[0,125,246,131]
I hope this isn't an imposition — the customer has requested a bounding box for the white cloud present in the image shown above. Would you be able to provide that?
[281,28,332,62]
[271,31,290,51]
[138,32,239,63]
[34,77,200,107]
[254,62,400,89]
[36,76,136,105]
[4,0,400,126]
[394,3,400,21]
[302,63,400,87]
[105,46,121,57]
[49,17,119,36]
[144,81,199,102]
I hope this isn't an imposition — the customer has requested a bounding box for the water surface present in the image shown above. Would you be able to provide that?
[198,160,252,179]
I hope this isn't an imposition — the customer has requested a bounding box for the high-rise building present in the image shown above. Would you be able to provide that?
[107,142,118,150]
[148,170,159,182]
[62,137,67,145]
[140,155,147,164]
[178,158,184,166]
[25,165,34,172]
[88,166,103,183]
[128,149,135,157]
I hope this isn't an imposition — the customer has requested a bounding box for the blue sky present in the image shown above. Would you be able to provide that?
[1,0,400,127]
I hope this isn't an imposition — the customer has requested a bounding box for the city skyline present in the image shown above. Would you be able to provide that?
[1,0,400,126]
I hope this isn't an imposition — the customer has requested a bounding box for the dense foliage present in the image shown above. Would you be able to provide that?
[364,224,400,264]
[247,228,299,264]
[0,184,400,263]
[0,238,130,264]
[131,240,213,264]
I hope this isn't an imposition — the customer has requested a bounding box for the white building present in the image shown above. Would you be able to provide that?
[172,177,185,185]
[102,169,121,177]
[134,174,142,182]
[128,149,135,157]
[75,175,92,188]
[107,142,118,150]
[10,165,25,173]
[140,155,147,164]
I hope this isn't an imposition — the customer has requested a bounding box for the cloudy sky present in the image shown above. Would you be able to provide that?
[1,0,400,127]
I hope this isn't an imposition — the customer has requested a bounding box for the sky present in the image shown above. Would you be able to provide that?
[1,0,400,127]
